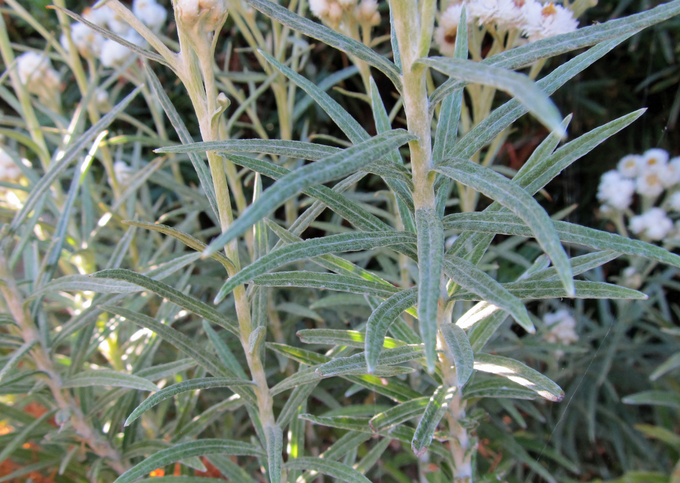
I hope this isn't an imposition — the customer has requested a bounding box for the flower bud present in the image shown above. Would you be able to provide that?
[175,0,228,35]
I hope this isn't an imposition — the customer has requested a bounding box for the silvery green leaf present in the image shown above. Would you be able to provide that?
[63,370,159,392]
[157,139,339,159]
[316,346,423,377]
[440,324,474,386]
[144,65,218,217]
[0,410,54,464]
[364,288,418,373]
[444,210,680,269]
[415,208,445,373]
[267,343,331,365]
[474,354,564,401]
[298,414,371,432]
[467,310,508,352]
[0,340,36,384]
[435,160,574,296]
[420,57,564,136]
[125,378,256,426]
[266,425,283,483]
[205,130,415,255]
[113,440,266,483]
[215,231,416,302]
[203,321,248,379]
[293,66,359,121]
[252,272,400,298]
[523,251,620,282]
[129,478,226,483]
[650,353,680,381]
[442,256,533,333]
[248,326,266,356]
[463,379,538,400]
[28,275,141,300]
[94,269,239,335]
[309,294,369,309]
[297,329,404,349]
[134,359,197,382]
[450,280,646,300]
[124,220,235,272]
[284,457,372,483]
[277,383,318,429]
[270,367,323,396]
[243,0,402,90]
[354,437,391,475]
[411,385,457,456]
[622,391,680,408]
[10,87,142,231]
[368,397,430,432]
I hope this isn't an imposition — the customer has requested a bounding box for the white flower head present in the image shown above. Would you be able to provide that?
[621,266,642,289]
[669,192,680,212]
[355,0,380,26]
[310,0,330,18]
[0,147,21,182]
[494,0,526,30]
[61,22,105,58]
[640,148,669,173]
[636,171,664,198]
[82,5,114,27]
[338,0,357,9]
[523,2,578,42]
[630,207,674,240]
[16,52,60,96]
[597,170,635,210]
[175,0,229,35]
[133,0,168,32]
[328,2,344,24]
[101,31,146,68]
[435,5,466,56]
[468,0,498,25]
[661,161,680,188]
[617,154,641,178]
[113,161,135,186]
[542,309,578,357]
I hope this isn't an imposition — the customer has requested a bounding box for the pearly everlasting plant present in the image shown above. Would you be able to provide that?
[1,0,680,482]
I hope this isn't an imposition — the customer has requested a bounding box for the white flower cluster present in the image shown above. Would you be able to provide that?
[310,0,380,29]
[61,0,167,66]
[113,161,136,186]
[542,309,578,357]
[598,148,680,241]
[436,0,578,55]
[16,52,60,99]
[0,147,21,183]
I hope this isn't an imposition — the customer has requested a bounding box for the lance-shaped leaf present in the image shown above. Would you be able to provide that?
[93,269,239,335]
[411,385,457,456]
[157,139,339,159]
[125,378,256,426]
[28,274,141,300]
[284,458,372,483]
[364,288,418,373]
[215,231,416,302]
[443,211,680,269]
[435,160,574,296]
[266,425,283,483]
[63,370,159,392]
[473,354,564,401]
[415,208,445,373]
[298,329,405,349]
[450,280,646,300]
[522,251,620,282]
[442,256,533,333]
[622,391,680,409]
[245,0,402,90]
[0,340,36,384]
[463,379,538,400]
[204,130,415,255]
[440,323,474,386]
[316,346,423,377]
[113,440,265,483]
[252,271,400,298]
[369,397,430,431]
[419,57,564,136]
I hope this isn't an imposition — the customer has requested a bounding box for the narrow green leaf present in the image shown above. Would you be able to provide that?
[28,275,141,300]
[215,231,415,302]
[205,130,415,255]
[368,397,430,432]
[284,458,372,483]
[364,288,418,373]
[474,354,564,401]
[293,66,360,121]
[450,280,647,300]
[650,353,680,381]
[442,255,534,333]
[94,269,239,335]
[125,378,255,426]
[463,379,538,400]
[63,369,159,392]
[420,57,564,136]
[0,340,36,384]
[444,211,680,269]
[203,321,248,379]
[622,391,680,408]
[0,409,54,463]
[316,346,423,377]
[411,385,457,456]
[266,425,283,483]
[252,271,400,298]
[435,160,574,296]
[245,1,402,90]
[157,139,339,158]
[113,440,266,483]
[415,208,445,373]
[298,329,404,349]
[522,251,619,282]
[440,324,474,386]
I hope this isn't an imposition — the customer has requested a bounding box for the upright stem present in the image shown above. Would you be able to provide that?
[0,251,127,474]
